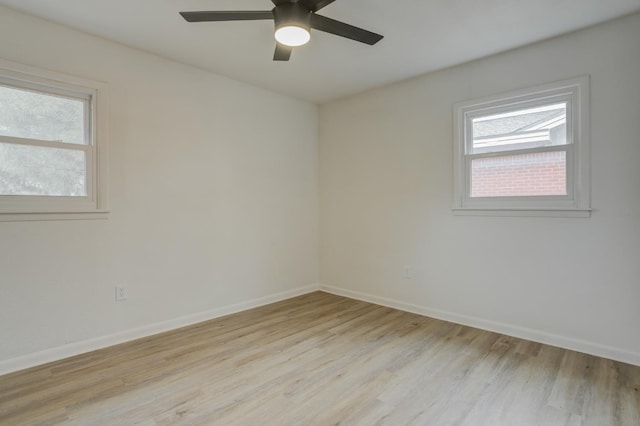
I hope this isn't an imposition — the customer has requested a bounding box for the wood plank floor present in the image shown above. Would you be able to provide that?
[1,291,639,425]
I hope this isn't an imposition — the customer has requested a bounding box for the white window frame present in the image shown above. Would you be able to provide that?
[0,59,108,221]
[452,76,590,217]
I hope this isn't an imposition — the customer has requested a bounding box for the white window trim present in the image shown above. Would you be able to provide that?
[452,76,590,218]
[0,59,109,221]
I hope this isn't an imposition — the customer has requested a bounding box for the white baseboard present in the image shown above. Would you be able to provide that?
[0,284,319,376]
[5,283,637,376]
[320,284,640,367]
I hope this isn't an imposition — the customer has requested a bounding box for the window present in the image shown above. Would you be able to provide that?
[453,77,590,217]
[0,60,108,220]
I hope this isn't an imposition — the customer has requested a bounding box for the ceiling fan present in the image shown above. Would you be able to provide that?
[179,0,384,61]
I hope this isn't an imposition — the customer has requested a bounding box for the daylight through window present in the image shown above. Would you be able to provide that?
[0,60,107,218]
[453,77,590,216]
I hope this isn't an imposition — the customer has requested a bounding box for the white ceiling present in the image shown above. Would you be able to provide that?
[1,0,639,103]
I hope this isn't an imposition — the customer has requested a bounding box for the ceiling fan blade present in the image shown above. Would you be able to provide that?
[310,14,383,45]
[271,0,292,5]
[273,43,293,61]
[300,0,336,12]
[179,11,274,22]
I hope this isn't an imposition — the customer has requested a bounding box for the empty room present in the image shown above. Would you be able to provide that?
[0,0,639,424]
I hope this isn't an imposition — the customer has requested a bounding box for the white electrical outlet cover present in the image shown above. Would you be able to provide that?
[115,286,128,301]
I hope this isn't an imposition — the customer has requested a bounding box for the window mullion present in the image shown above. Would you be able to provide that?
[0,135,90,152]
[465,144,568,161]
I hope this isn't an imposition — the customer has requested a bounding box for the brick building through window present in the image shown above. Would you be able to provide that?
[469,103,567,197]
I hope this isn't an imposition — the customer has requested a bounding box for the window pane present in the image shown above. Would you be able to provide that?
[471,103,566,154]
[470,151,567,198]
[0,142,87,196]
[0,84,86,145]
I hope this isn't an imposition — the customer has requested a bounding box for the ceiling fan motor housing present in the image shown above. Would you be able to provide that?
[274,3,312,33]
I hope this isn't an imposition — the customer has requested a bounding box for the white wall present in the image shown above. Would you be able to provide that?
[319,13,640,365]
[1,6,638,374]
[0,6,318,371]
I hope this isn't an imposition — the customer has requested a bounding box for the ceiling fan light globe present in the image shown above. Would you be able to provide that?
[275,26,310,47]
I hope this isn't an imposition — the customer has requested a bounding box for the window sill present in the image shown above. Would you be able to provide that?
[452,208,591,218]
[0,210,110,222]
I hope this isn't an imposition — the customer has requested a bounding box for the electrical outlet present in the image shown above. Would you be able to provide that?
[115,285,128,301]
[403,266,412,279]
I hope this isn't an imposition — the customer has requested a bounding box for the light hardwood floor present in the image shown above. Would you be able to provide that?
[1,291,639,425]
